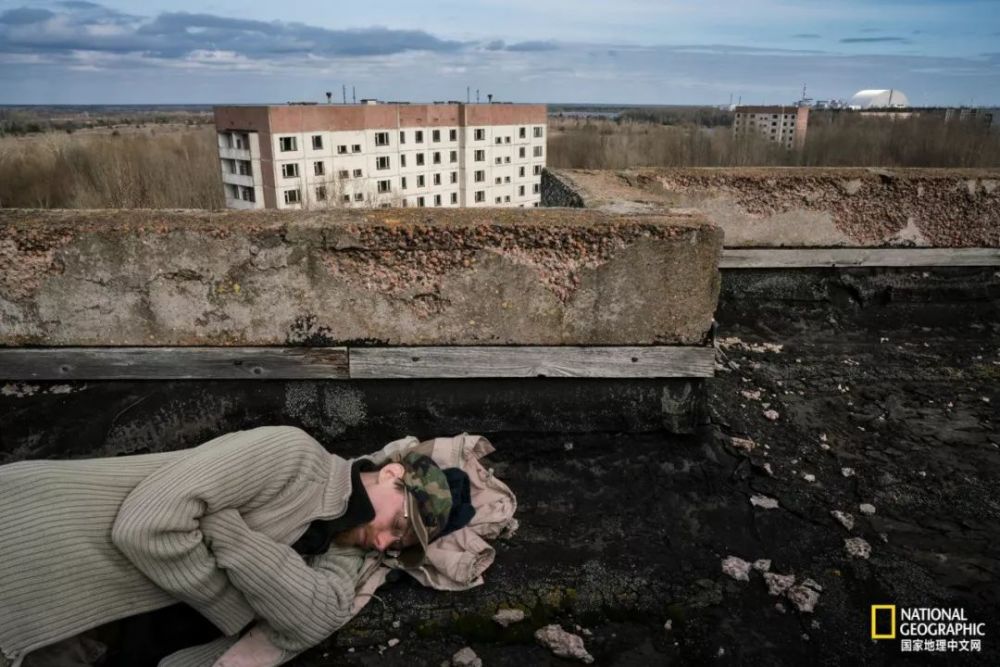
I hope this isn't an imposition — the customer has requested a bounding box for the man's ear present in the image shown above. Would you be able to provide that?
[379,462,405,483]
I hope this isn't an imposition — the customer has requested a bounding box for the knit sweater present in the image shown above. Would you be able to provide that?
[0,426,364,667]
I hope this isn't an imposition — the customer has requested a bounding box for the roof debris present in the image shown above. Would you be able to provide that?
[859,503,876,516]
[451,646,482,667]
[763,572,796,596]
[730,436,757,453]
[493,608,526,627]
[787,584,821,613]
[751,494,780,509]
[535,624,594,664]
[753,558,772,573]
[722,555,752,581]
[841,467,856,478]
[831,510,855,530]
[845,537,872,559]
[763,409,780,421]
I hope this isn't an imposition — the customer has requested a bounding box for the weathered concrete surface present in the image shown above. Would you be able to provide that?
[0,208,721,346]
[2,268,996,665]
[545,168,1000,248]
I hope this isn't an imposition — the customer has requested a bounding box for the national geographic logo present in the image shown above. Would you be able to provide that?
[871,605,986,654]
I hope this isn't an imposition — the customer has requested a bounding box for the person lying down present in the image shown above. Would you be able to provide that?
[0,426,515,667]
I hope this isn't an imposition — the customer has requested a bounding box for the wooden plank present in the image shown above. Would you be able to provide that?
[0,348,349,380]
[721,248,1000,269]
[349,346,715,379]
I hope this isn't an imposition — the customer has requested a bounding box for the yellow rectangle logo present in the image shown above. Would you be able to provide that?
[871,605,896,639]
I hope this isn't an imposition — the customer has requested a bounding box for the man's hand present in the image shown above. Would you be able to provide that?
[212,627,286,667]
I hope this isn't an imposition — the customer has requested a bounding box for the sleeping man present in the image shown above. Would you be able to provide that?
[0,426,481,667]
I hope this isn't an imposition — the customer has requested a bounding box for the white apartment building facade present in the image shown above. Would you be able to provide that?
[732,105,810,150]
[214,102,547,210]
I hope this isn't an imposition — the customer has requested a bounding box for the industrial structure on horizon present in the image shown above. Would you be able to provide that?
[214,102,547,210]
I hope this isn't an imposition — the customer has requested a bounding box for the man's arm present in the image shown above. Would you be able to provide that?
[111,426,326,635]
[201,509,365,652]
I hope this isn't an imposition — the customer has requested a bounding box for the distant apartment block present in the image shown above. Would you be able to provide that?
[732,105,809,149]
[214,102,548,210]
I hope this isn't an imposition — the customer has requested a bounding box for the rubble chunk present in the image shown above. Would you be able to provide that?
[741,389,762,401]
[721,556,752,581]
[535,625,594,664]
[787,584,820,613]
[845,537,872,559]
[451,647,482,667]
[493,608,526,627]
[753,559,772,573]
[831,510,855,530]
[763,572,796,596]
[387,638,400,648]
[730,436,757,453]
[859,503,876,516]
[803,473,816,483]
[763,409,780,421]
[751,494,779,509]
[841,467,855,477]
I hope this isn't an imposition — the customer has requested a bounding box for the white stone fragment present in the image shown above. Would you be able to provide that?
[859,503,876,516]
[664,620,673,631]
[787,584,820,613]
[763,572,796,596]
[845,537,872,559]
[535,625,594,664]
[451,646,482,667]
[751,494,779,509]
[387,638,400,648]
[741,389,762,400]
[753,559,772,573]
[730,436,757,453]
[493,608,526,627]
[721,556,752,581]
[803,473,816,483]
[763,409,780,421]
[841,467,855,477]
[831,510,855,530]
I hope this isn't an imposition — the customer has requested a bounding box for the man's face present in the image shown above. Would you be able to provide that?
[340,462,417,552]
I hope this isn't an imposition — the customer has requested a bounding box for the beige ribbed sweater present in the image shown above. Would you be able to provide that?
[0,426,364,667]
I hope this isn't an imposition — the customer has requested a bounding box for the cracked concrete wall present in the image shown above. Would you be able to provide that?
[547,168,1000,248]
[0,208,721,346]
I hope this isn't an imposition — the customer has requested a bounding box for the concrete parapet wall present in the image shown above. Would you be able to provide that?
[0,208,721,346]
[546,167,1000,248]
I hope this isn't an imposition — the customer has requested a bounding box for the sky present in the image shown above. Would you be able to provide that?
[0,0,997,106]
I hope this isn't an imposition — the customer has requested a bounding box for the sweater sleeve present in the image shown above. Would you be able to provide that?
[200,509,364,653]
[111,426,326,636]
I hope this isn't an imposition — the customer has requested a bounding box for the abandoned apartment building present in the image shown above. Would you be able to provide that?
[215,102,548,210]
[732,105,810,149]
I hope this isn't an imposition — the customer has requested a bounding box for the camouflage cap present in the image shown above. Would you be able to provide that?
[394,451,453,567]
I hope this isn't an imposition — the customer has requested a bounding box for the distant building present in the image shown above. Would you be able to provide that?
[214,102,547,210]
[732,105,809,149]
[849,89,909,109]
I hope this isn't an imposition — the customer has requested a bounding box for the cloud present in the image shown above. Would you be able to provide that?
[504,40,559,52]
[840,37,911,43]
[792,33,821,39]
[0,8,55,24]
[484,39,505,50]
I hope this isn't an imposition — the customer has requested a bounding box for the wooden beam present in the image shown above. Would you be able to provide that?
[0,348,349,380]
[349,346,715,379]
[721,247,1000,269]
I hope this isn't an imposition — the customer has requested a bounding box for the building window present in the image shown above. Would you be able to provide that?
[495,196,502,204]
[474,190,485,202]
[402,198,408,207]
[401,176,408,190]
[314,161,324,176]
[433,173,441,185]
[495,177,502,185]
[338,169,349,179]
[240,186,255,202]
[284,189,301,204]
[316,185,327,201]
[238,160,252,176]
[337,145,347,155]
[449,129,457,141]
[519,147,526,158]
[450,171,457,184]
[353,168,363,178]
[433,152,441,164]
[415,130,424,143]
[376,156,390,170]
[450,192,458,204]
[432,129,441,142]
[474,170,485,182]
[518,166,525,177]
[504,156,511,163]
[474,128,485,141]
[354,192,364,202]
[416,153,425,166]
[533,183,540,194]
[533,165,542,175]
[279,136,297,152]
[533,126,543,138]
[449,150,457,163]
[400,154,407,167]
[495,157,502,165]
[281,163,299,178]
[505,136,511,144]
[375,131,390,146]
[474,150,485,161]
[504,195,510,202]
[504,176,511,183]
[417,175,425,187]
[519,127,526,138]
[533,146,543,157]
[518,185,525,196]
[343,194,351,204]
[377,179,391,193]
[434,194,442,206]
[352,144,361,153]
[417,196,425,207]
[312,135,323,150]
[495,137,502,145]
[400,131,406,144]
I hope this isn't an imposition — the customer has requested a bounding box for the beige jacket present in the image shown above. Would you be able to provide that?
[161,433,516,667]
